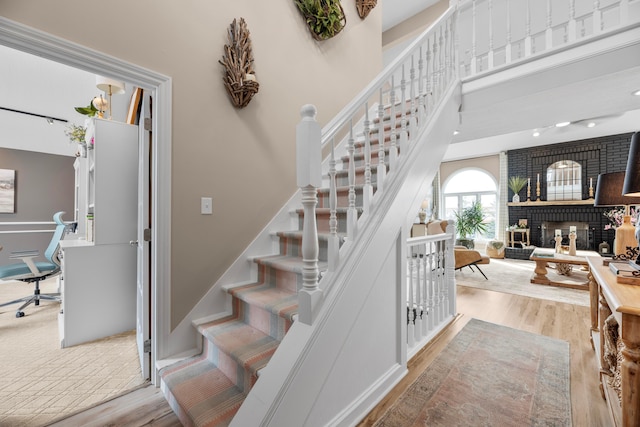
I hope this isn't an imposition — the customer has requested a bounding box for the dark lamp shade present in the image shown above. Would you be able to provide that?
[623,132,640,197]
[594,171,640,206]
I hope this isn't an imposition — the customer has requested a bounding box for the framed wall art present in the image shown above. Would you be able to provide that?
[0,168,16,213]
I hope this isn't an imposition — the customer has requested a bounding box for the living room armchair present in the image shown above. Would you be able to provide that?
[454,246,490,279]
[0,212,68,318]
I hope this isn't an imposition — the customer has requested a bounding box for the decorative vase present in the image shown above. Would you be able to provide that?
[78,143,87,158]
[512,193,520,203]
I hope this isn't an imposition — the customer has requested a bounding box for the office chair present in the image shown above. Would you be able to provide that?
[0,212,67,318]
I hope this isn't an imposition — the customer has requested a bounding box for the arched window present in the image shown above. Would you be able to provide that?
[546,160,581,200]
[443,169,497,240]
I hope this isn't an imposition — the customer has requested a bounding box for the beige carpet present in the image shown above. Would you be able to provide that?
[374,318,571,426]
[0,277,145,427]
[455,257,590,307]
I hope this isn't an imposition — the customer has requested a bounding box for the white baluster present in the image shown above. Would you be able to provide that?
[420,244,428,335]
[446,222,457,316]
[438,25,445,99]
[432,32,440,102]
[471,0,477,74]
[568,0,576,42]
[296,104,322,325]
[399,66,408,156]
[525,0,532,56]
[328,137,339,272]
[414,247,423,342]
[545,0,553,50]
[593,1,602,33]
[427,246,435,332]
[409,55,417,139]
[488,0,494,70]
[346,121,357,239]
[425,42,432,116]
[388,76,398,170]
[377,88,386,190]
[506,0,512,63]
[407,254,415,347]
[418,46,426,124]
[620,0,629,26]
[363,103,373,213]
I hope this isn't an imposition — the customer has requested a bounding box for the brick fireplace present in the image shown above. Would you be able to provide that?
[507,132,635,252]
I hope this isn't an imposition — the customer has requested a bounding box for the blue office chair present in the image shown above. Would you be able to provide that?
[0,212,68,318]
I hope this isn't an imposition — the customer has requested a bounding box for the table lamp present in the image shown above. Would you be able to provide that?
[96,76,125,120]
[595,171,640,256]
[622,131,640,264]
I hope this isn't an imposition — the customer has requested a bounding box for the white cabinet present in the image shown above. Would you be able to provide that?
[59,119,139,348]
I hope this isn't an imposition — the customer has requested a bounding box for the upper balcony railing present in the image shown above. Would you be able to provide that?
[454,0,640,77]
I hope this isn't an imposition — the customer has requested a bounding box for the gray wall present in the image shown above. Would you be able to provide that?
[0,148,75,265]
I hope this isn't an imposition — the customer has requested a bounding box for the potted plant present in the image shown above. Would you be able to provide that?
[294,0,346,41]
[508,176,527,202]
[453,201,487,249]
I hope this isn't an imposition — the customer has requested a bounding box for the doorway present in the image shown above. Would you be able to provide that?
[0,16,171,423]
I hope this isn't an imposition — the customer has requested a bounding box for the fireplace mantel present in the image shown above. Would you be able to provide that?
[507,200,594,207]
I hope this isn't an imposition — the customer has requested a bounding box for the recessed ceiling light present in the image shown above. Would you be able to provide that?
[633,89,640,96]
[453,130,459,135]
[587,122,596,128]
[555,121,571,127]
[533,131,540,137]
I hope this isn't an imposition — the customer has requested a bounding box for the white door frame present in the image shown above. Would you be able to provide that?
[0,17,172,385]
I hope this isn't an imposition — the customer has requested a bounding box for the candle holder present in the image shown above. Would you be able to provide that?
[527,183,531,201]
[536,181,541,200]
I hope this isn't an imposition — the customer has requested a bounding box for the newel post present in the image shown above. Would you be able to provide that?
[297,104,323,325]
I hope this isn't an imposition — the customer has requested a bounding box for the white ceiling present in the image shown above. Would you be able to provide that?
[382,0,441,31]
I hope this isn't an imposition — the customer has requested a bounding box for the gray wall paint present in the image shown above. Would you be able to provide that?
[0,148,74,265]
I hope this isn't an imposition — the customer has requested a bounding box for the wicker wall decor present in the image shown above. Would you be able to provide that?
[294,0,346,41]
[356,0,377,19]
[219,18,259,109]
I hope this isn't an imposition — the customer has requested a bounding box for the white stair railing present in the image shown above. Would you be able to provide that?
[405,223,456,357]
[456,0,638,77]
[295,6,459,325]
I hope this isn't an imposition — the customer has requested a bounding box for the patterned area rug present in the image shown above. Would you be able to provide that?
[455,258,589,307]
[374,318,571,426]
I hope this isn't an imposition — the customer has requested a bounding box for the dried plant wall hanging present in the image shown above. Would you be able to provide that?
[294,0,346,41]
[356,0,377,19]
[219,18,259,108]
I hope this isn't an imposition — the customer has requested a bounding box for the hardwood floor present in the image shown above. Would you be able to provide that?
[50,285,610,426]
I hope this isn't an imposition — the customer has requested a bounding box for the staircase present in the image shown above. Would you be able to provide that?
[159,1,640,424]
[160,112,397,426]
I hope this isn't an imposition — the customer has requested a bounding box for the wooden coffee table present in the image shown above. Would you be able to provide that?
[529,247,601,290]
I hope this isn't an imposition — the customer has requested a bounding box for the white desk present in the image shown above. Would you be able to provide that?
[58,239,136,348]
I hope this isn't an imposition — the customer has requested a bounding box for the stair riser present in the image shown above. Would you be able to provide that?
[240,301,292,341]
[256,262,301,293]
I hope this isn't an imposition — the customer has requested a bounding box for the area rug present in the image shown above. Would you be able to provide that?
[455,258,589,307]
[374,318,571,426]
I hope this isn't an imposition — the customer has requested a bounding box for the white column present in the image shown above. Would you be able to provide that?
[296,104,322,325]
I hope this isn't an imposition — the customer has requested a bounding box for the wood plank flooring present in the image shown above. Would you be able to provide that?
[50,285,610,426]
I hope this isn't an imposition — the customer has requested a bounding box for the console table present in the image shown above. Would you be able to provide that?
[587,256,640,427]
[507,228,529,247]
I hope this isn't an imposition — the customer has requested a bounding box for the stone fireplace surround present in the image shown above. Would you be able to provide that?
[507,132,635,253]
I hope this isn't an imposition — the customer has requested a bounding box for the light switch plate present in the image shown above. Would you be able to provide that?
[201,197,213,215]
